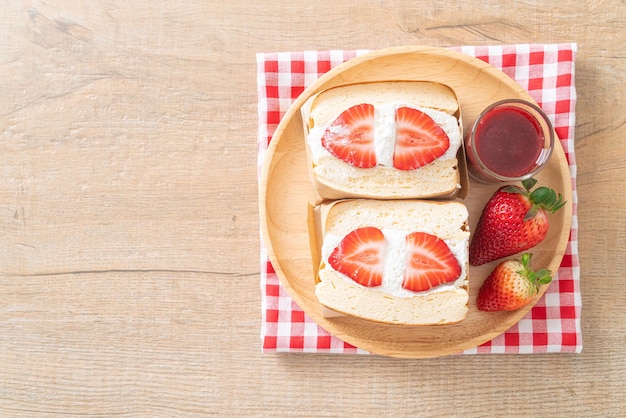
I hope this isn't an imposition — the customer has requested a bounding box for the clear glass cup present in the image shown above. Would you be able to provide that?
[465,99,555,183]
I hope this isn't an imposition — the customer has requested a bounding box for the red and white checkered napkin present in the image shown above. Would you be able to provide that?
[257,44,581,355]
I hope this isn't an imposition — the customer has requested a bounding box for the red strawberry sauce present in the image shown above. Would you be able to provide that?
[472,106,543,178]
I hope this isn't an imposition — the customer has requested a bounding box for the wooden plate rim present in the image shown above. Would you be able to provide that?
[259,45,573,358]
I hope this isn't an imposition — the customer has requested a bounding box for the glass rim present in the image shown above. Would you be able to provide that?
[468,98,555,182]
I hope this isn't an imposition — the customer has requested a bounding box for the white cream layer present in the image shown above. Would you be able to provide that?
[308,103,461,167]
[321,228,468,298]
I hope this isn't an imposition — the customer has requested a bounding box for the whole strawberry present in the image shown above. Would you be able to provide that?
[477,253,552,311]
[469,178,566,266]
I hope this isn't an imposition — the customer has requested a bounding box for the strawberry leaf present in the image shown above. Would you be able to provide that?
[551,193,567,212]
[503,185,524,195]
[528,184,567,214]
[539,276,553,285]
[520,253,532,268]
[536,268,553,284]
[544,190,557,207]
[529,187,553,204]
[522,178,538,192]
[518,253,552,287]
[524,205,540,221]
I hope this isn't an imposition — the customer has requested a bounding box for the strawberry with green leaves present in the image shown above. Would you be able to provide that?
[469,178,566,266]
[477,253,552,311]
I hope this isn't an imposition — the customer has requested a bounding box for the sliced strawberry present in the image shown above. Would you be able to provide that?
[327,227,385,287]
[402,232,461,292]
[393,107,450,170]
[321,103,376,168]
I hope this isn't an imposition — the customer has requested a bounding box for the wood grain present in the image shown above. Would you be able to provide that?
[1,0,625,416]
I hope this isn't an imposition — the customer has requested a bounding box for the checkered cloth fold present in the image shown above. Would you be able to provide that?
[257,44,581,355]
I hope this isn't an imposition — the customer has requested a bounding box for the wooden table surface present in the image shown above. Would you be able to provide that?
[1,1,624,416]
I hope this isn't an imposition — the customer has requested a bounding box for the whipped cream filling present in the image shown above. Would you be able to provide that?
[321,228,468,298]
[308,102,462,167]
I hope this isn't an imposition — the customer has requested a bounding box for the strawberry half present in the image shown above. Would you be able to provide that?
[469,178,566,266]
[477,253,552,311]
[393,107,450,171]
[321,103,376,168]
[402,232,461,292]
[327,227,385,287]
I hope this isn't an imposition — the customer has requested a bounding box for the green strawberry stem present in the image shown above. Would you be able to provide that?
[517,253,553,297]
[521,178,538,190]
[503,178,567,221]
